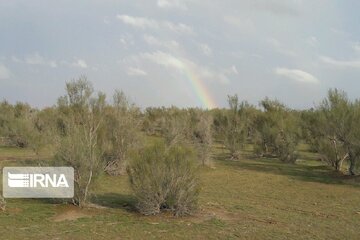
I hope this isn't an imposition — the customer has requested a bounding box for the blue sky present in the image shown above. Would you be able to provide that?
[1,0,360,109]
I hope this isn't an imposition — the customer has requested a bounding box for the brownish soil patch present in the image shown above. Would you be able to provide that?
[51,205,95,222]
[3,207,23,214]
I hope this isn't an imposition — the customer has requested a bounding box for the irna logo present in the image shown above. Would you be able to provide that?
[3,167,74,198]
[8,172,69,188]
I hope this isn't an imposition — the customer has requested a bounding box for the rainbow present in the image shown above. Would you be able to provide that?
[182,69,217,109]
[169,56,217,109]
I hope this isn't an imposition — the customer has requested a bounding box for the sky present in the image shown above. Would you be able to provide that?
[1,0,360,109]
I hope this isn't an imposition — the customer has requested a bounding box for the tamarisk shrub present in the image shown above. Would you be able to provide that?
[127,142,200,216]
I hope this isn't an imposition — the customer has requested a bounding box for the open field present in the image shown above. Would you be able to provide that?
[1,145,360,239]
[2,1,360,239]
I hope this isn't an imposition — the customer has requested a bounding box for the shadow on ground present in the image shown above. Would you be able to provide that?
[215,152,360,187]
[91,193,137,212]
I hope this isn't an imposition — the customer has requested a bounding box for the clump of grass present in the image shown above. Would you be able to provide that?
[127,142,200,216]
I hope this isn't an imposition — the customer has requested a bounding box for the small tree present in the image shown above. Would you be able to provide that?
[300,109,321,152]
[318,137,348,171]
[103,90,142,175]
[254,98,300,163]
[188,109,213,166]
[310,89,360,174]
[24,108,58,158]
[142,107,167,136]
[127,143,200,216]
[161,107,190,147]
[150,107,213,166]
[55,77,105,206]
[219,95,250,159]
[0,101,34,148]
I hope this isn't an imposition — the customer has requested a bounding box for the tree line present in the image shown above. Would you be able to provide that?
[1,77,359,215]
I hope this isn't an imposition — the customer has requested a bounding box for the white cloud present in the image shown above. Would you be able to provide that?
[119,33,135,49]
[25,53,57,68]
[330,27,348,36]
[320,56,360,68]
[306,36,318,46]
[127,67,147,76]
[279,49,297,57]
[250,0,300,16]
[164,22,193,34]
[72,59,88,69]
[231,65,238,75]
[157,0,187,10]
[223,65,239,75]
[223,16,255,33]
[13,54,88,69]
[117,15,158,28]
[267,38,281,48]
[251,53,264,59]
[136,51,229,84]
[116,14,193,34]
[0,64,11,79]
[142,51,184,69]
[103,16,110,25]
[275,67,319,84]
[267,37,297,57]
[353,42,360,53]
[11,56,21,63]
[120,38,127,45]
[199,44,212,56]
[143,34,179,49]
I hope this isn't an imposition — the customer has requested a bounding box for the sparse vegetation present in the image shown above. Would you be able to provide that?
[127,142,200,216]
[103,90,142,175]
[1,143,360,239]
[216,95,250,159]
[54,77,106,206]
[303,89,360,174]
[2,79,360,239]
[188,109,213,166]
[253,98,300,163]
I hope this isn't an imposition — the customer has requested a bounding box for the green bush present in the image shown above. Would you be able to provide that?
[253,98,300,163]
[127,143,200,216]
[276,134,298,163]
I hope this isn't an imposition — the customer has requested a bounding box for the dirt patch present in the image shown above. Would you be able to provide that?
[51,205,95,222]
[189,208,236,223]
[4,207,23,214]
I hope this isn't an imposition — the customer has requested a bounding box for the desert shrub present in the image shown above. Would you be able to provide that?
[143,107,213,166]
[188,109,213,166]
[300,109,321,153]
[102,90,142,175]
[160,107,190,147]
[275,132,299,163]
[54,77,105,207]
[127,143,200,216]
[142,107,167,136]
[317,137,348,171]
[0,101,32,148]
[28,107,58,156]
[305,89,360,174]
[55,122,104,206]
[253,98,300,163]
[216,95,251,159]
